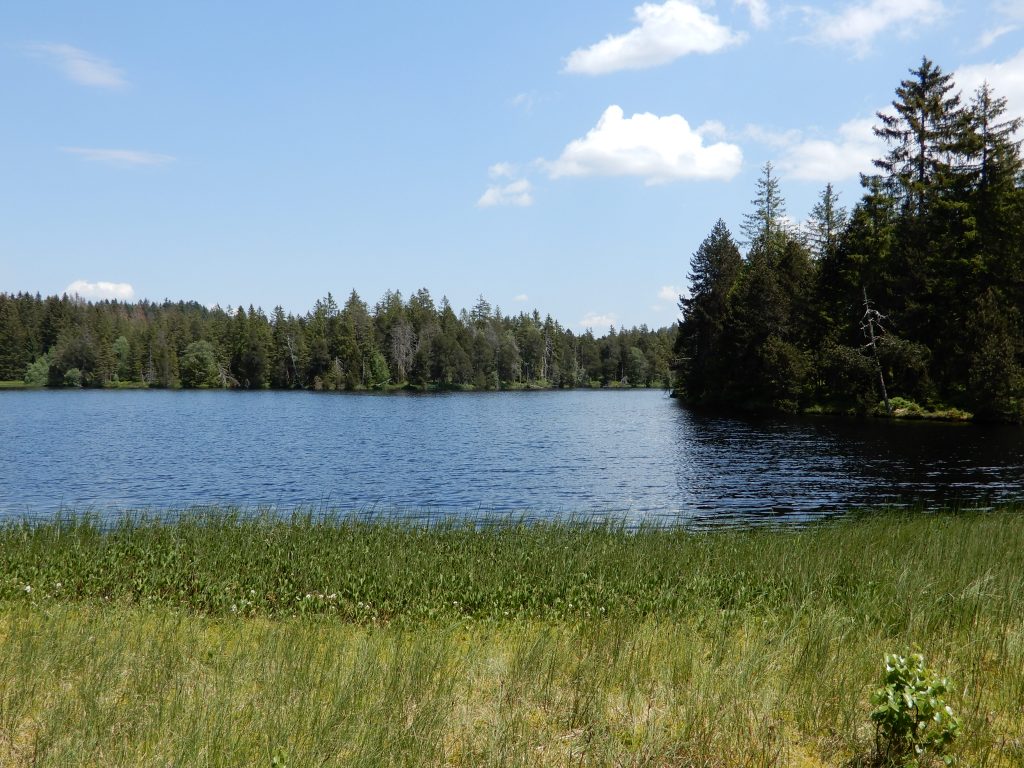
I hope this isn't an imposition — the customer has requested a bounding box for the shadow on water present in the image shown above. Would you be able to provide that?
[670,401,1024,523]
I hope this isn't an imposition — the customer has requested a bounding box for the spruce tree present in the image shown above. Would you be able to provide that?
[741,161,787,252]
[806,184,848,262]
[874,57,963,216]
[674,219,742,401]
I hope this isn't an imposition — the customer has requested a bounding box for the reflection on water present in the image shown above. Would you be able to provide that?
[1,389,1021,526]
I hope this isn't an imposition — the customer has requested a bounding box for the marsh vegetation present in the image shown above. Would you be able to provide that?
[1,510,1021,766]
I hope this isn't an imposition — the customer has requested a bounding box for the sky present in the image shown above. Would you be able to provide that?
[1,1,1023,331]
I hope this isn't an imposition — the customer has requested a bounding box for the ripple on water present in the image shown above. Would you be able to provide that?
[0,389,1022,525]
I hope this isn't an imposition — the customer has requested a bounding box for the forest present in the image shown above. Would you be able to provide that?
[0,288,674,392]
[674,57,1024,422]
[2,58,1021,419]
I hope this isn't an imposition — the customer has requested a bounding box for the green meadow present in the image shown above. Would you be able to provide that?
[1,510,1022,766]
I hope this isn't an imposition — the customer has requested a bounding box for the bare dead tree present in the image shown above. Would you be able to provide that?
[862,287,892,415]
[285,334,300,387]
[389,320,415,382]
[542,329,553,382]
[218,364,239,389]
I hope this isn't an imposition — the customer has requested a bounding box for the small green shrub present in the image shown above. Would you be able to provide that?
[63,367,83,388]
[870,652,960,766]
[875,397,925,418]
[23,355,49,387]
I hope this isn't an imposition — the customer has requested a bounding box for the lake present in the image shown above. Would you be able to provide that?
[1,388,1022,525]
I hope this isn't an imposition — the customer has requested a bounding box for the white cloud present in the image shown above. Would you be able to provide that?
[548,105,743,184]
[64,280,135,301]
[696,120,728,139]
[658,285,683,301]
[956,49,1024,124]
[976,25,1018,51]
[513,294,529,302]
[61,147,175,166]
[777,118,881,181]
[510,92,535,111]
[564,1,744,75]
[805,0,945,54]
[996,1,1024,19]
[579,311,618,329]
[735,0,770,28]
[750,48,1024,185]
[477,178,534,207]
[488,162,517,179]
[29,43,126,88]
[743,124,802,148]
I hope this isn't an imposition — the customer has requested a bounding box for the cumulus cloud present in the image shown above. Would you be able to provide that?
[658,285,683,301]
[477,178,534,208]
[61,147,175,166]
[564,1,744,75]
[777,118,881,181]
[747,49,1024,185]
[548,105,743,184]
[513,294,529,302]
[804,0,945,54]
[735,0,770,28]
[956,49,1024,124]
[64,280,135,301]
[29,43,126,88]
[579,311,618,329]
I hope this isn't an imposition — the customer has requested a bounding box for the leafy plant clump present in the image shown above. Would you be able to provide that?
[872,397,972,421]
[870,652,960,766]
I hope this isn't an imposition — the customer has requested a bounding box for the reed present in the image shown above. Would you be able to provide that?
[1,509,1021,766]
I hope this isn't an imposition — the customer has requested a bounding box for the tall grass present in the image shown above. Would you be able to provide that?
[1,510,1022,766]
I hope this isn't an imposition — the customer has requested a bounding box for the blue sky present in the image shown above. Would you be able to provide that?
[1,1,1022,330]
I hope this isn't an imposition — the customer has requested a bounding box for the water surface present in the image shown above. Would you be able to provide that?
[1,389,1022,525]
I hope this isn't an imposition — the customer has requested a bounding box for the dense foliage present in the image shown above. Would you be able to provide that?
[674,58,1024,422]
[0,289,674,391]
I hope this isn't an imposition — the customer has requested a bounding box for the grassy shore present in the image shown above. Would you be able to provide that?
[1,510,1022,766]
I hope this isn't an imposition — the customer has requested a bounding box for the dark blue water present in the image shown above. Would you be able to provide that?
[1,389,1022,525]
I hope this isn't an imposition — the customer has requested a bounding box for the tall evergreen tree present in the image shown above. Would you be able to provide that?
[741,162,787,250]
[674,219,742,401]
[0,298,30,380]
[805,184,848,262]
[874,57,963,216]
[962,83,1024,295]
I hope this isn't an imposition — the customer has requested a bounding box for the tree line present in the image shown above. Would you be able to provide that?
[674,57,1024,422]
[0,288,675,391]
